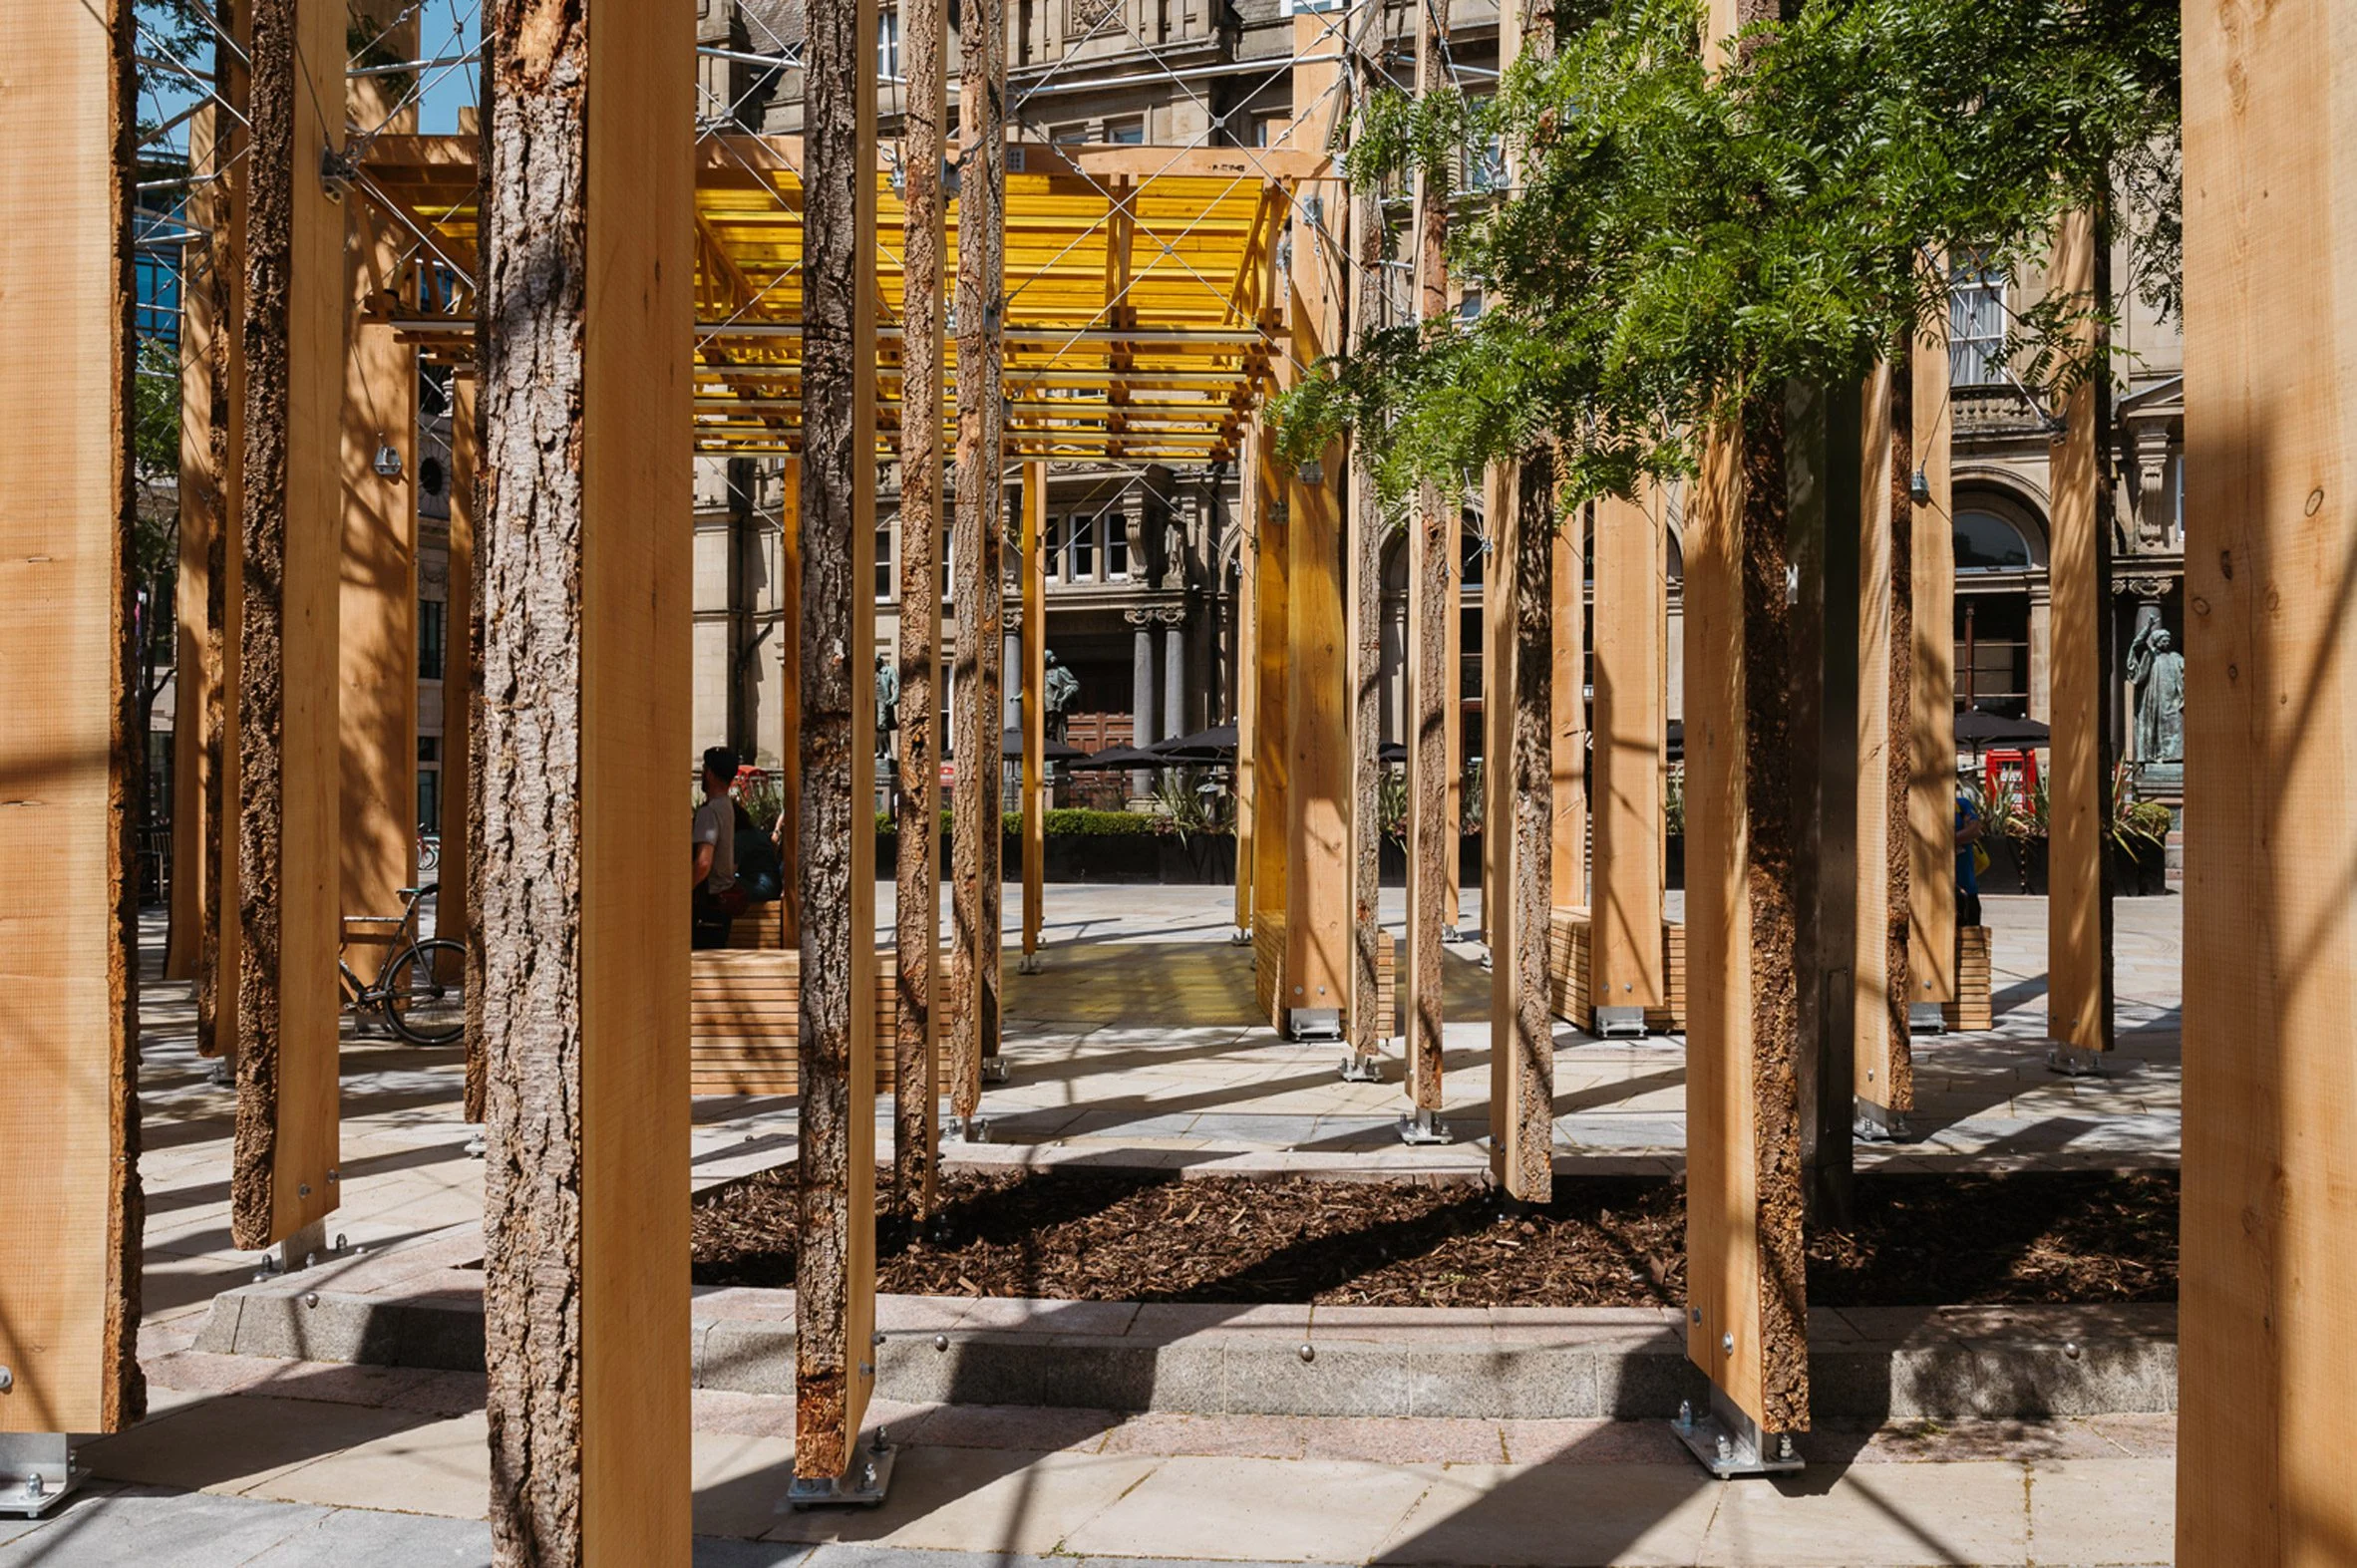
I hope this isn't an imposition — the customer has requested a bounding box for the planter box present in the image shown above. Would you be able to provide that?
[1980,835,2171,898]
[875,830,1237,884]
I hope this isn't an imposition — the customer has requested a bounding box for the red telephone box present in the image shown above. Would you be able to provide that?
[1984,749,2040,812]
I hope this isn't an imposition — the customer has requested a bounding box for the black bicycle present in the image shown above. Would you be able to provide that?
[339,883,466,1046]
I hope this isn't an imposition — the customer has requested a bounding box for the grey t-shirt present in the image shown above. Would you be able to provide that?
[693,794,737,893]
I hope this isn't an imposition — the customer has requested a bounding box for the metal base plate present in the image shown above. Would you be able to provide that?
[980,1059,1010,1085]
[783,1437,896,1510]
[1671,1390,1804,1480]
[1229,926,1252,947]
[1595,1005,1647,1040]
[1396,1110,1453,1146]
[2046,1044,2105,1078]
[1338,1053,1384,1084]
[1907,1002,1948,1035]
[1852,1098,1911,1143]
[1016,953,1042,975]
[1286,1008,1342,1042]
[952,1115,992,1143]
[0,1434,87,1518]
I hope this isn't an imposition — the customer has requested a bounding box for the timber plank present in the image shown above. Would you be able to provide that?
[798,0,885,1482]
[1278,13,1349,1039]
[1590,487,1666,1017]
[1906,288,1957,1004]
[233,0,347,1250]
[2044,211,2112,1056]
[2179,5,2357,1552]
[0,0,144,1436]
[1853,360,1912,1118]
[475,0,694,1556]
[338,8,420,955]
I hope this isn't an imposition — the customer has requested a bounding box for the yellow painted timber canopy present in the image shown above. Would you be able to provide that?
[359,134,1326,465]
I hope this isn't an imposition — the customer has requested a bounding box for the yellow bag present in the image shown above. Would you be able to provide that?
[1972,843,1992,877]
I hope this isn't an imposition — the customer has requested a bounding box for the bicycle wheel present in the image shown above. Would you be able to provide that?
[382,939,467,1045]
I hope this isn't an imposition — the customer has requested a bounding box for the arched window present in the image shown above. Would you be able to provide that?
[1954,509,2034,573]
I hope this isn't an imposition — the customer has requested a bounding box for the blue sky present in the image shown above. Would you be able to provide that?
[138,0,484,161]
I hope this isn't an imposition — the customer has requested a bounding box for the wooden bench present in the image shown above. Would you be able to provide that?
[1942,925,1995,1033]
[690,949,899,1096]
[1251,910,1395,1038]
[1544,907,1687,1033]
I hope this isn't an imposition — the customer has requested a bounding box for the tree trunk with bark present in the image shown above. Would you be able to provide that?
[892,0,947,1218]
[949,0,1006,1122]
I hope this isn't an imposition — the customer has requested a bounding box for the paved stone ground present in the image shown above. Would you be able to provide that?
[67,890,2183,1566]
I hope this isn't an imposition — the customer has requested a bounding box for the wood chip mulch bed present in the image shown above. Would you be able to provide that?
[691,1166,2177,1309]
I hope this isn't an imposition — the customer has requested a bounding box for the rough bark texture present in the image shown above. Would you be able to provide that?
[193,21,248,1062]
[1881,343,1915,1106]
[1404,0,1452,1103]
[892,0,946,1218]
[1739,392,1810,1430]
[229,0,298,1248]
[1507,456,1557,1201]
[797,0,872,1478]
[106,0,148,1421]
[948,0,1006,1120]
[478,3,589,1556]
[1346,176,1385,1067]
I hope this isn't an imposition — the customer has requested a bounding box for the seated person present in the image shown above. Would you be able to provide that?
[691,746,743,950]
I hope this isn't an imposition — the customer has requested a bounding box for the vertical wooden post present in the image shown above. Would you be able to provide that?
[1906,286,1957,1007]
[1683,392,1812,1442]
[0,0,145,1439]
[339,6,420,953]
[1250,424,1290,930]
[1232,426,1259,937]
[1551,501,1586,909]
[1682,0,1809,1437]
[779,458,803,948]
[232,0,348,1252]
[892,0,946,1218]
[1486,457,1555,1201]
[1021,462,1047,962]
[444,374,476,1019]
[797,0,882,1489]
[950,0,1006,1116]
[1280,15,1348,1039]
[195,8,251,1066]
[168,105,222,983]
[1402,0,1454,1108]
[2179,2,2357,1553]
[1853,355,1915,1131]
[1345,74,1386,1072]
[1445,508,1464,934]
[477,0,693,1555]
[1590,486,1666,1027]
[2045,209,2112,1063]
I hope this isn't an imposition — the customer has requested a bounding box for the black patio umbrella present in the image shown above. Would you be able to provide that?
[1378,740,1409,765]
[1064,744,1172,772]
[1952,707,2051,753]
[1002,727,1087,762]
[1152,723,1239,758]
[1666,719,1683,764]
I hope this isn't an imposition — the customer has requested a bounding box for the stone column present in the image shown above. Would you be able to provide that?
[1128,607,1157,795]
[1162,608,1187,741]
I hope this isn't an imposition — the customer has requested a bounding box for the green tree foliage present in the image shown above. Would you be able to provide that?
[1277,0,2179,511]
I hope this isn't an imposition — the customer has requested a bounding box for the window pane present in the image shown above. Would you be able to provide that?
[418,598,447,681]
[1948,255,2008,386]
[1046,514,1064,580]
[1072,512,1095,579]
[1107,514,1129,579]
[1954,510,2032,572]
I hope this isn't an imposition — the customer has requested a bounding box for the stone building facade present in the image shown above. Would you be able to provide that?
[680,0,2183,797]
